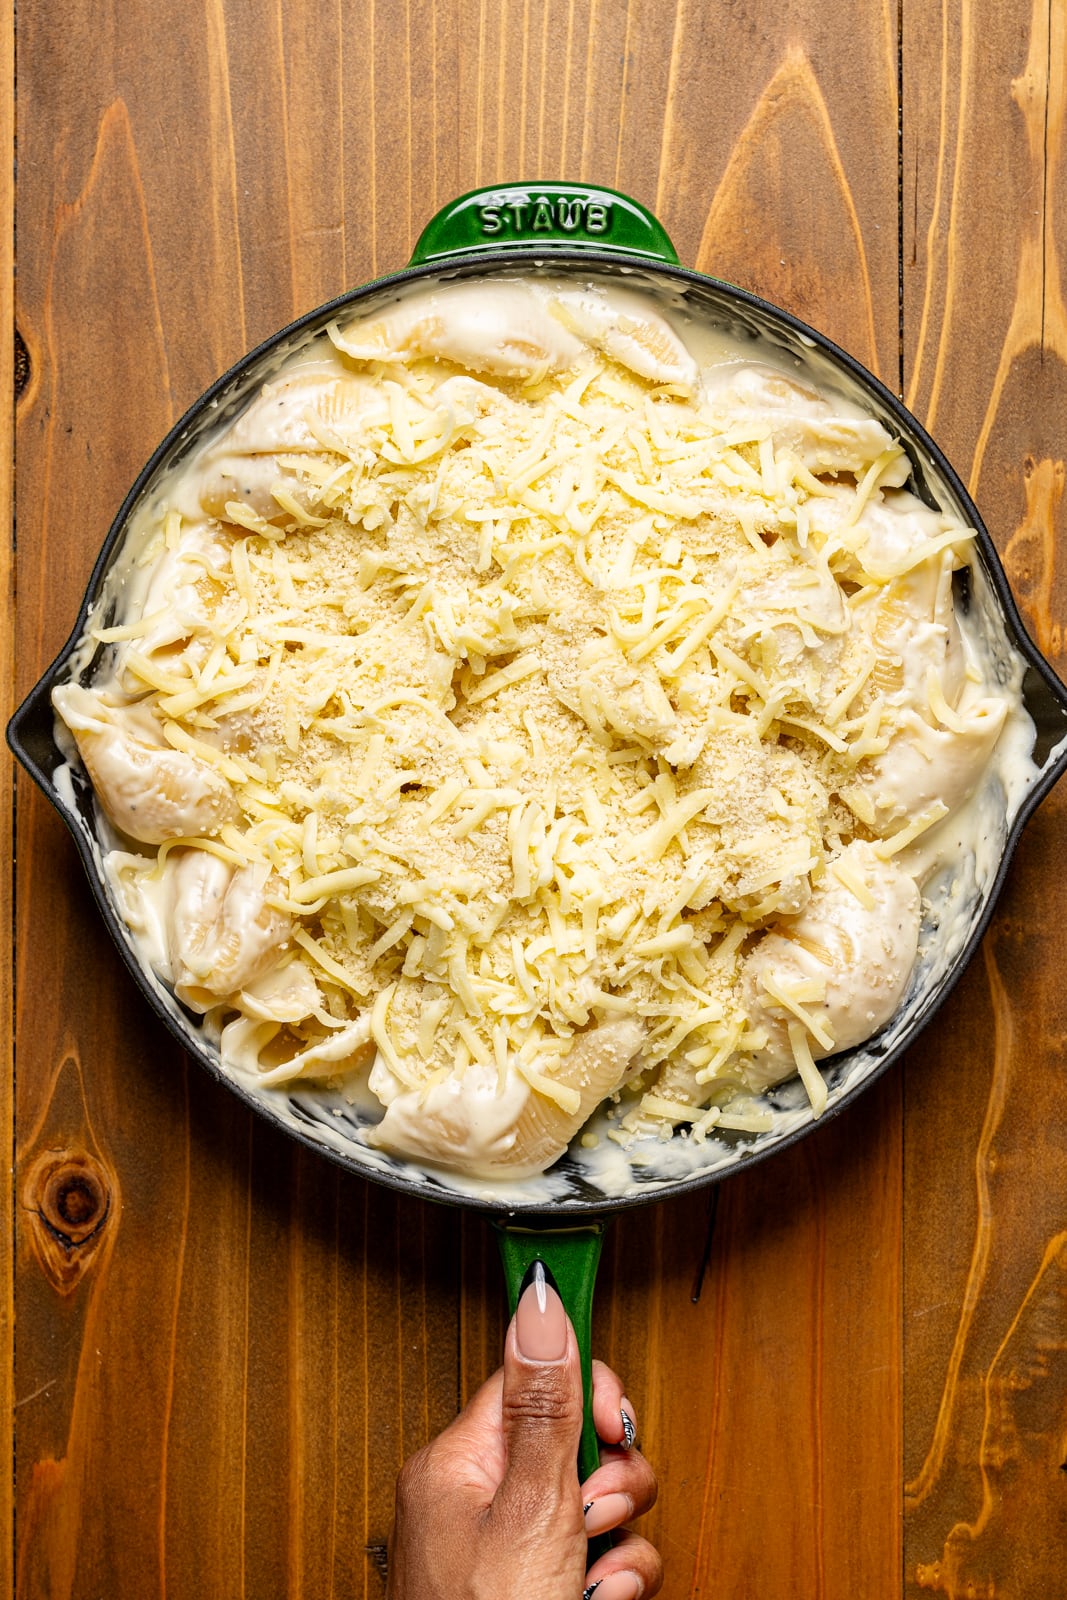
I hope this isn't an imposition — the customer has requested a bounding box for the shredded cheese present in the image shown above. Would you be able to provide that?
[61,279,1009,1174]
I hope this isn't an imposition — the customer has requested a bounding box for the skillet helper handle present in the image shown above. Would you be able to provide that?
[493,1220,612,1558]
[409,182,681,267]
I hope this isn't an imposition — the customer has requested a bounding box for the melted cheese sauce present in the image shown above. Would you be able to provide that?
[51,273,1039,1189]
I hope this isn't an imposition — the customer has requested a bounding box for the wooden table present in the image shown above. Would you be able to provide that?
[6,3,1067,1595]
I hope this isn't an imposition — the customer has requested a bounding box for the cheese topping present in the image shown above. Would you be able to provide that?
[53,275,1016,1180]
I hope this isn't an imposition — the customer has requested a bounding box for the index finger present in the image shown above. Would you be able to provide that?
[592,1359,637,1450]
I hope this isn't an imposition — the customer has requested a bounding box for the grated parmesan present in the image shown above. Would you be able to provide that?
[54,275,1016,1178]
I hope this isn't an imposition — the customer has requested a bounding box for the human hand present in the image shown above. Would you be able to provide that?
[386,1262,662,1599]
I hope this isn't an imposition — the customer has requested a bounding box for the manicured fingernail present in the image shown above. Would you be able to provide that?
[515,1260,567,1362]
[584,1492,632,1536]
[621,1401,637,1449]
[582,1583,602,1600]
[585,1574,641,1600]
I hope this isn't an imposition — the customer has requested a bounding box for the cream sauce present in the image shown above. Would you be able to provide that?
[49,268,1048,1206]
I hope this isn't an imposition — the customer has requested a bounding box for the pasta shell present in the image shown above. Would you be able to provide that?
[740,841,921,1090]
[333,281,585,379]
[167,849,292,1009]
[238,959,322,1024]
[181,367,386,522]
[851,552,966,711]
[846,691,1008,836]
[53,685,238,844]
[705,364,910,483]
[547,286,699,389]
[221,365,384,454]
[367,1016,644,1178]
[220,1013,374,1088]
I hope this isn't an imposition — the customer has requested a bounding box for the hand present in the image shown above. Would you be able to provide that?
[386,1263,662,1599]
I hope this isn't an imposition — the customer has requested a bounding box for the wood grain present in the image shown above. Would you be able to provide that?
[9,1,1065,1596]
[0,0,12,1589]
[902,4,1067,1594]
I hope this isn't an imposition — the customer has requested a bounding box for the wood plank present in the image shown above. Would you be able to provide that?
[902,0,1067,1594]
[0,0,14,1589]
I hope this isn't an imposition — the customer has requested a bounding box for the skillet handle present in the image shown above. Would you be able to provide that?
[410,182,680,267]
[493,1219,611,1554]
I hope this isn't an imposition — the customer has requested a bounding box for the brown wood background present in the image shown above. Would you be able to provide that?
[7,1,1067,1595]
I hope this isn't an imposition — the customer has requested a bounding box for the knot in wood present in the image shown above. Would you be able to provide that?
[13,327,29,398]
[23,1147,116,1295]
[41,1163,108,1244]
[27,1150,112,1252]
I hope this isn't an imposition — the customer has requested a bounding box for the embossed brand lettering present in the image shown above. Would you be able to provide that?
[477,196,614,239]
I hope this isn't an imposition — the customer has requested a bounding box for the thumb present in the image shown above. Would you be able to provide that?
[495,1261,586,1521]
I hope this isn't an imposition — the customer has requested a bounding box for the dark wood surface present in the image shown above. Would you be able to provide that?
[8,3,1066,1595]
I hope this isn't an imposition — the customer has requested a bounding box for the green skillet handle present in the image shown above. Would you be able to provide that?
[493,1220,612,1560]
[410,182,680,267]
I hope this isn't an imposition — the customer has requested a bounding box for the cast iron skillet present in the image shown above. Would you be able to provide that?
[10,182,1067,1484]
